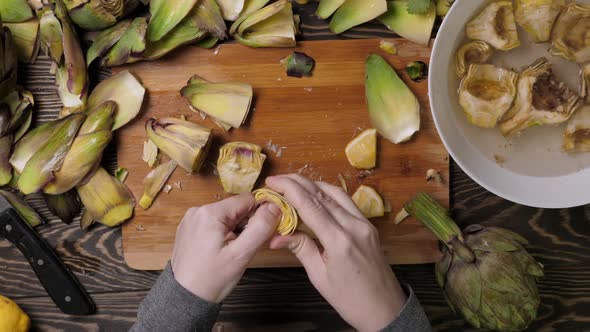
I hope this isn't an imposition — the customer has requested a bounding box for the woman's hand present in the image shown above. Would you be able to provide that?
[171,193,281,303]
[267,174,407,332]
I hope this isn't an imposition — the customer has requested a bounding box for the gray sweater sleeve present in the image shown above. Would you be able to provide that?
[131,264,431,332]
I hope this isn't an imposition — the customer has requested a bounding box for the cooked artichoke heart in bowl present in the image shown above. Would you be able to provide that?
[217,142,266,195]
[551,3,590,63]
[514,0,565,43]
[563,105,590,153]
[459,64,518,128]
[500,58,581,136]
[455,41,494,77]
[466,1,520,51]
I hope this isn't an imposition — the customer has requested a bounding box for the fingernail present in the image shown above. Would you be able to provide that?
[266,203,281,217]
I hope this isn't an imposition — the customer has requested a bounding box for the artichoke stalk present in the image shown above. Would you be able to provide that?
[405,193,543,331]
[63,0,140,31]
[44,189,81,224]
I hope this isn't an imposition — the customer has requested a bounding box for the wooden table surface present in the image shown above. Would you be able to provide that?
[1,4,589,331]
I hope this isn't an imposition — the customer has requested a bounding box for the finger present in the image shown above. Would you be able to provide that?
[270,232,325,277]
[204,193,256,231]
[315,182,366,219]
[227,203,282,262]
[266,175,339,242]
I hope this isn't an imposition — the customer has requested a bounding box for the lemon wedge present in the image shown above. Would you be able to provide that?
[0,294,30,332]
[351,185,385,218]
[345,128,377,169]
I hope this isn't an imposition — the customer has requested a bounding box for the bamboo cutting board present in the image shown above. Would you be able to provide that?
[116,39,447,270]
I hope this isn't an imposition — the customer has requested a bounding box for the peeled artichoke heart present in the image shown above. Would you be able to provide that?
[253,188,298,236]
[405,193,543,331]
[217,0,244,21]
[43,101,116,194]
[18,113,86,195]
[0,24,18,100]
[563,105,590,153]
[102,16,147,67]
[44,190,81,224]
[466,1,520,51]
[139,160,177,209]
[455,41,493,78]
[217,142,266,194]
[316,0,345,19]
[378,1,436,47]
[459,64,518,128]
[551,3,590,63]
[146,117,212,173]
[499,58,581,136]
[351,184,384,218]
[4,19,41,63]
[365,54,420,144]
[0,0,34,23]
[515,0,565,43]
[147,0,198,42]
[581,63,590,103]
[181,77,253,129]
[190,0,227,40]
[232,0,296,48]
[86,19,132,67]
[87,70,145,130]
[63,0,140,31]
[0,189,44,227]
[77,167,135,227]
[329,0,386,34]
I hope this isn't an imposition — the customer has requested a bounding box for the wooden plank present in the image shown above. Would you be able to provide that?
[115,38,446,270]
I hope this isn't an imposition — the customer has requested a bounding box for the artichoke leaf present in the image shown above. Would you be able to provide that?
[378,1,435,47]
[147,0,198,41]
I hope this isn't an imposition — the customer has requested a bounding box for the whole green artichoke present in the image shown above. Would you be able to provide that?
[405,193,544,331]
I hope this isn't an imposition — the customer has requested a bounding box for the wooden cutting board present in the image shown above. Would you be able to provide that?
[116,38,447,270]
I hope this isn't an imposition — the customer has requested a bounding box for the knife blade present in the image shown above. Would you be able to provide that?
[0,194,95,315]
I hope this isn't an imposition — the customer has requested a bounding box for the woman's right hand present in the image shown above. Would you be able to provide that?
[267,174,407,332]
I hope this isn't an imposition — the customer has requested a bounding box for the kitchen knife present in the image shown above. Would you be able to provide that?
[0,194,95,315]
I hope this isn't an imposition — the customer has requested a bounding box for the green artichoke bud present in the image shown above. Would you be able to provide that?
[231,0,296,48]
[147,0,198,42]
[4,19,41,63]
[44,189,81,224]
[77,166,135,227]
[0,23,18,99]
[18,113,86,194]
[405,193,544,331]
[0,0,34,23]
[139,159,177,209]
[63,0,139,30]
[101,16,147,66]
[43,101,115,194]
[145,117,212,173]
[0,189,44,227]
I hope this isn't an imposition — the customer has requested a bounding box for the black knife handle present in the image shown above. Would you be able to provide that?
[0,209,95,315]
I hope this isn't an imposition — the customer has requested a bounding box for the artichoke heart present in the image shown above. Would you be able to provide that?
[580,63,590,103]
[563,105,590,153]
[181,75,253,130]
[139,160,177,209]
[231,0,296,48]
[63,0,139,31]
[145,117,212,173]
[455,41,493,77]
[217,142,266,194]
[459,64,518,128]
[515,0,565,43]
[551,3,590,63]
[253,188,298,236]
[466,1,520,51]
[499,58,581,136]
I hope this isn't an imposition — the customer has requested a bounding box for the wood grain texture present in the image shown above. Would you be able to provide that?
[115,38,447,270]
[1,2,589,331]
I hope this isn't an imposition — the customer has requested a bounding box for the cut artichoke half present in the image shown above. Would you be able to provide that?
[181,75,253,130]
[563,105,590,153]
[64,0,139,31]
[145,117,212,173]
[466,1,520,51]
[351,184,385,219]
[366,54,420,144]
[551,3,590,63]
[514,0,565,43]
[87,70,145,130]
[459,64,518,129]
[455,41,493,78]
[231,0,296,48]
[378,0,436,47]
[499,58,581,136]
[4,19,41,63]
[253,188,298,236]
[139,160,177,209]
[217,142,266,194]
[581,64,590,103]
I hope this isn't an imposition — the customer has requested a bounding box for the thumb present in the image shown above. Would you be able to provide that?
[270,232,324,275]
[228,203,281,261]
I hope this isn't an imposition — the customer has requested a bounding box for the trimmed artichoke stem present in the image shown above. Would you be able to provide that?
[405,193,471,257]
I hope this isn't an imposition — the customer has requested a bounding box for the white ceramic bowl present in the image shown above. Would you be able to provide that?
[429,0,590,208]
